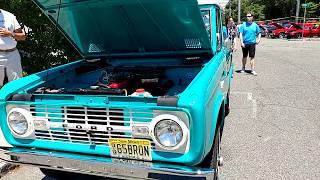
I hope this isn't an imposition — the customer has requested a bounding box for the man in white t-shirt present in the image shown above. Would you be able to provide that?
[0,9,26,87]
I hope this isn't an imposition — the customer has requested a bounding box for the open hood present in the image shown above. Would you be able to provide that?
[290,23,302,29]
[33,0,212,58]
[270,22,284,29]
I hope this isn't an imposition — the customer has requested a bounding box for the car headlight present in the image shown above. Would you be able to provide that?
[155,119,182,147]
[8,111,28,135]
[7,108,34,138]
[152,114,188,150]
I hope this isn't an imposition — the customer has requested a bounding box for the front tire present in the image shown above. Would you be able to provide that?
[200,107,225,180]
[202,125,221,180]
[212,125,222,180]
[296,33,302,39]
[225,92,230,117]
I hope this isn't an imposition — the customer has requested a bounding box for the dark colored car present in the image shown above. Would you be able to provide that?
[265,25,277,37]
[259,25,268,37]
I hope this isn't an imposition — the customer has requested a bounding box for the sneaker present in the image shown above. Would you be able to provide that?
[240,68,245,73]
[251,70,258,76]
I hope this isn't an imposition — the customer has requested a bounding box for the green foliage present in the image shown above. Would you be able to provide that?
[306,1,320,18]
[226,0,266,22]
[225,0,320,22]
[1,0,80,74]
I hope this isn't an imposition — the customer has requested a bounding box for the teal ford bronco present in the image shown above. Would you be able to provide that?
[0,0,233,179]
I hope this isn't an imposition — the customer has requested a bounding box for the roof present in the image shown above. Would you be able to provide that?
[198,0,230,8]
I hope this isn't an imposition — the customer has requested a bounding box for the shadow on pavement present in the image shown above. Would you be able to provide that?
[235,70,253,74]
[42,173,206,180]
[42,174,117,180]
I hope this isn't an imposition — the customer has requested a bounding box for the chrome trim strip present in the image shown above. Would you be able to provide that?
[0,149,215,179]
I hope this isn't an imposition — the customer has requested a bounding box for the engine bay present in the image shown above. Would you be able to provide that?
[33,61,202,97]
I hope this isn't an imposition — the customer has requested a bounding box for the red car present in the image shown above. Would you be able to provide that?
[311,24,320,37]
[286,24,320,38]
[286,27,312,39]
[298,23,315,29]
[271,22,301,38]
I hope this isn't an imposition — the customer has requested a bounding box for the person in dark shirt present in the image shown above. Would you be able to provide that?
[226,17,238,52]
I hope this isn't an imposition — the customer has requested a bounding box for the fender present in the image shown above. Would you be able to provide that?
[0,128,12,148]
[203,88,225,157]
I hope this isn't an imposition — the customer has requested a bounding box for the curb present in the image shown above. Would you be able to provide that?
[0,161,18,177]
[287,38,320,41]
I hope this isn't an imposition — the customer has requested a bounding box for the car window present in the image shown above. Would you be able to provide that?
[215,9,222,51]
[201,9,212,41]
[282,23,291,28]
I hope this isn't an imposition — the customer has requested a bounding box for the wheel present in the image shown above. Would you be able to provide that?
[199,107,225,180]
[40,168,75,179]
[279,33,285,39]
[225,92,230,117]
[296,33,302,39]
[212,125,222,180]
[201,125,222,180]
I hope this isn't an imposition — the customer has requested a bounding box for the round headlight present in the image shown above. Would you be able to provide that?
[8,111,28,135]
[154,119,183,147]
[7,108,34,138]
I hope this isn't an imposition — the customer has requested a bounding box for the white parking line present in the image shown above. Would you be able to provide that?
[252,99,257,119]
[247,92,253,100]
[231,91,257,119]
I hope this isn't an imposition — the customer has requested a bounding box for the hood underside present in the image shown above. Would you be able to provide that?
[33,0,212,58]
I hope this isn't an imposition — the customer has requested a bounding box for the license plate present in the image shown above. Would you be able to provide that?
[109,138,152,161]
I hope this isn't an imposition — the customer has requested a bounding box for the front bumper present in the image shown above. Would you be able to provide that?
[0,148,214,179]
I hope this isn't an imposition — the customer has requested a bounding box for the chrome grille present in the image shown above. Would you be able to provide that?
[30,105,155,147]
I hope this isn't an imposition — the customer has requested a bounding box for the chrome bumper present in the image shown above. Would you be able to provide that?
[0,148,215,179]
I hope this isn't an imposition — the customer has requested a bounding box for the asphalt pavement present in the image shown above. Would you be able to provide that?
[2,38,320,180]
[220,38,320,179]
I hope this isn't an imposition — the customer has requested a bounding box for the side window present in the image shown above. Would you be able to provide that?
[216,9,223,51]
[221,12,227,40]
[201,9,212,41]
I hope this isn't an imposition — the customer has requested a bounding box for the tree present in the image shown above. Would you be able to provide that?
[225,0,265,22]
[225,0,319,22]
[306,1,320,18]
[2,0,80,74]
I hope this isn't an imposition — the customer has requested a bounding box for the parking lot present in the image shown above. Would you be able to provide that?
[221,38,320,179]
[1,38,320,179]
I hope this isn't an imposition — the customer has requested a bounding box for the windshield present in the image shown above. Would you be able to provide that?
[282,23,291,28]
[266,25,276,30]
[34,0,212,57]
